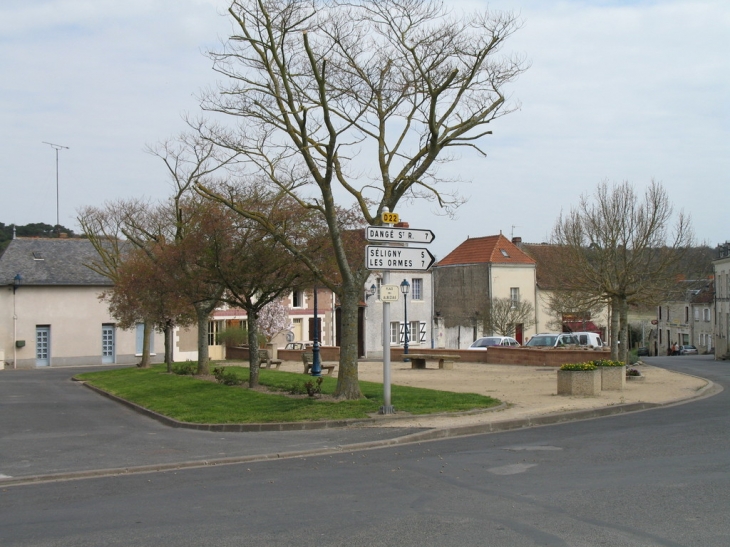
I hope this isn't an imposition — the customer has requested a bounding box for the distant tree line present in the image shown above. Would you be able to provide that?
[0,222,77,253]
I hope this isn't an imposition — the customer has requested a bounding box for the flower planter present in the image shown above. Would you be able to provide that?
[599,366,626,391]
[557,369,601,396]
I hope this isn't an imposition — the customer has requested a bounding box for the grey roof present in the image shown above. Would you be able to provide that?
[0,238,114,287]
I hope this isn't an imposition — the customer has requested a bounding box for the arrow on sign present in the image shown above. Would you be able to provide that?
[365,226,435,244]
[365,245,436,271]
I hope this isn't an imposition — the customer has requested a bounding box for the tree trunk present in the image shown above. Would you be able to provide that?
[334,284,364,400]
[138,320,152,368]
[609,295,620,360]
[164,320,174,373]
[619,298,629,364]
[194,301,216,375]
[247,309,261,388]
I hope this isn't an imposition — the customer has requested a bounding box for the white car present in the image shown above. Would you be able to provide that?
[469,336,521,350]
[525,333,579,348]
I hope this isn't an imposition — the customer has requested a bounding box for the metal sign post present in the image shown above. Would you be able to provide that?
[365,211,435,415]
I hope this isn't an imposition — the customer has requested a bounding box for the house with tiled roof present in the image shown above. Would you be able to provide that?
[516,239,608,340]
[432,234,537,347]
[0,237,163,368]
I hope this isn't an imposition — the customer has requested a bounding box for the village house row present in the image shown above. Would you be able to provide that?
[1,235,727,368]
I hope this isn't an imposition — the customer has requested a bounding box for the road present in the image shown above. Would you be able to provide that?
[1,356,728,546]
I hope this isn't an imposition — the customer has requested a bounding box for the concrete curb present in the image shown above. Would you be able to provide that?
[2,373,719,488]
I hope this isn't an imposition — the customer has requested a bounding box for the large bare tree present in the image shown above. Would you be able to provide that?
[196,0,526,399]
[552,180,693,362]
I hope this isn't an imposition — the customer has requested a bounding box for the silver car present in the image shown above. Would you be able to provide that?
[679,345,698,355]
[469,336,521,350]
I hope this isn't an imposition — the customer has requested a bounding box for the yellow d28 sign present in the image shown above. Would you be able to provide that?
[381,212,399,224]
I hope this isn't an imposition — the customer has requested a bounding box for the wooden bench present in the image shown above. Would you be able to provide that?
[302,352,336,376]
[405,353,460,370]
[259,349,283,369]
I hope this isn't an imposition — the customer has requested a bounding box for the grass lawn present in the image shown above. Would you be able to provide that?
[75,364,500,424]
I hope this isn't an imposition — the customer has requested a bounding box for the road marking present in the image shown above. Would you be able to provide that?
[488,463,538,475]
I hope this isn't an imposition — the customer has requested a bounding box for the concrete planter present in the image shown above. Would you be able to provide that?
[599,366,626,391]
[557,369,601,396]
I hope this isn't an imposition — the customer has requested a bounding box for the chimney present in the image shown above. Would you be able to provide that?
[512,236,522,246]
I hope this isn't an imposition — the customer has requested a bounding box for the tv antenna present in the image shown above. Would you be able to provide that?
[511,225,521,239]
[42,141,69,234]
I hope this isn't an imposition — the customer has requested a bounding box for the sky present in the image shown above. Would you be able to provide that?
[1,0,728,261]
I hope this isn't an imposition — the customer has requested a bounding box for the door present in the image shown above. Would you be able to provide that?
[36,326,50,367]
[515,323,524,345]
[102,324,115,364]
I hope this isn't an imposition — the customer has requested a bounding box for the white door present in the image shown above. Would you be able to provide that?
[36,326,50,367]
[102,324,115,364]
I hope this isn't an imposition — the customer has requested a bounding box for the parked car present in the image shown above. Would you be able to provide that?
[572,331,604,348]
[679,345,698,355]
[468,336,521,350]
[525,333,579,348]
[637,346,650,356]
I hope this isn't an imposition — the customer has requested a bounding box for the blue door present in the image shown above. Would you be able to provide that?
[36,326,50,367]
[102,324,115,364]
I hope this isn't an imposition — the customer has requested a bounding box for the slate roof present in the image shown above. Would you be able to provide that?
[0,238,113,287]
[437,234,535,267]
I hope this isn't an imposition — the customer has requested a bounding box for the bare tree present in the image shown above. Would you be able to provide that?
[196,0,527,399]
[552,180,693,362]
[485,298,536,337]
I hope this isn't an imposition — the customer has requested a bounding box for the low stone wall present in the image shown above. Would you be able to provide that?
[226,346,341,362]
[486,347,610,367]
[390,347,488,364]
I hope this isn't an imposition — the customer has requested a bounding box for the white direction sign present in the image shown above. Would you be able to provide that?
[366,226,435,244]
[365,245,436,271]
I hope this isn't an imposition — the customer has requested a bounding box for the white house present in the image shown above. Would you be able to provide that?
[0,238,164,368]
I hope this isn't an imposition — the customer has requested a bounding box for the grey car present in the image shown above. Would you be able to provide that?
[679,344,698,355]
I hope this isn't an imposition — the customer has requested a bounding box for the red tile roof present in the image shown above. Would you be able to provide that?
[437,234,536,266]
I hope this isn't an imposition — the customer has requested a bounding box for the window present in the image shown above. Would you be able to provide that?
[510,287,520,307]
[390,322,400,345]
[685,306,689,323]
[292,291,304,308]
[411,278,423,300]
[704,308,711,322]
[208,321,221,346]
[500,249,510,258]
[694,308,700,321]
[658,306,662,321]
[376,278,382,301]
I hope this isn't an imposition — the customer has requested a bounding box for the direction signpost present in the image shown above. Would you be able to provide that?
[365,213,436,415]
[365,245,435,271]
[365,226,435,244]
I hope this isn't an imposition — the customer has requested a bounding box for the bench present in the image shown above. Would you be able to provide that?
[259,349,283,369]
[302,352,336,376]
[405,353,460,370]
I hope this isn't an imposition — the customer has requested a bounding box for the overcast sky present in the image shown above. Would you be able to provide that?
[1,0,727,260]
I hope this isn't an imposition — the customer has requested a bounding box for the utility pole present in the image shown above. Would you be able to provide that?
[42,141,69,234]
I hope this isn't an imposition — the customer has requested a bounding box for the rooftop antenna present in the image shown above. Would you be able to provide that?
[42,141,69,235]
[511,225,521,239]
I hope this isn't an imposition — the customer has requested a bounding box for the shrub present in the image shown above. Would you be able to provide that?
[591,359,625,367]
[626,368,642,376]
[171,362,197,375]
[217,328,249,347]
[212,366,244,386]
[305,377,323,397]
[560,362,597,371]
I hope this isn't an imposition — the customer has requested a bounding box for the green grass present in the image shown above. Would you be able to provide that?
[75,364,500,424]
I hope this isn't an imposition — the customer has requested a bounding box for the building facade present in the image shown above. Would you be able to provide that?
[0,238,163,368]
[714,242,730,359]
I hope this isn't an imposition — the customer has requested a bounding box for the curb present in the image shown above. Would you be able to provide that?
[2,374,720,488]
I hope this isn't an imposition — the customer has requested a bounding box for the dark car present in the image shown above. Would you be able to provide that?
[637,347,650,356]
[679,345,698,355]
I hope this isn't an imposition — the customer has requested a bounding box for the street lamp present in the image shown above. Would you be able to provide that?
[311,286,322,376]
[400,279,410,355]
[365,284,376,299]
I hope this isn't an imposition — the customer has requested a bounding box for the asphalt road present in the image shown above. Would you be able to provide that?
[1,356,728,546]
